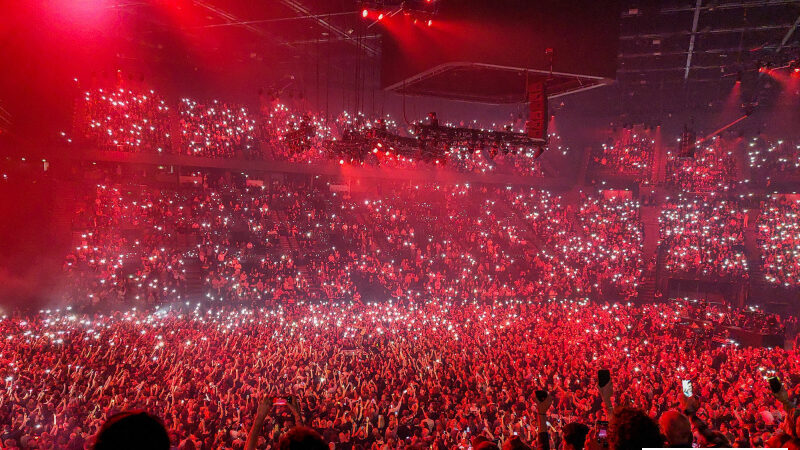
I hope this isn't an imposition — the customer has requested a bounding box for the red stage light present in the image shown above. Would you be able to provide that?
[427,19,433,26]
[378,13,384,20]
[339,159,344,165]
[362,9,368,18]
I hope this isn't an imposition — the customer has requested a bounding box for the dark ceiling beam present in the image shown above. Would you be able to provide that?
[279,0,380,57]
[619,44,800,58]
[684,0,704,80]
[618,65,738,73]
[621,23,796,39]
[195,11,357,29]
[192,0,296,49]
[657,0,800,13]
[776,13,800,52]
[283,35,382,46]
[620,78,735,84]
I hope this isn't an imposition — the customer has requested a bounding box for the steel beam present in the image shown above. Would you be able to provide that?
[776,13,800,52]
[621,23,796,39]
[684,0,703,80]
[280,0,380,57]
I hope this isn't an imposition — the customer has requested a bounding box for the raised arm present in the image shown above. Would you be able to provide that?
[245,396,272,450]
[533,391,554,450]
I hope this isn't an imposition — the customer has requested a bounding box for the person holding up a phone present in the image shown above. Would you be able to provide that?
[534,390,591,450]
[597,370,613,422]
[594,369,664,450]
[678,382,729,448]
[767,376,800,445]
[245,394,309,450]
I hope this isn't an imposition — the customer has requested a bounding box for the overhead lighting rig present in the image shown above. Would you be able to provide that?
[361,0,438,25]
[326,112,547,166]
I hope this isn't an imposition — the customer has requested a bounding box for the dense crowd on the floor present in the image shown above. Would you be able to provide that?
[2,299,799,449]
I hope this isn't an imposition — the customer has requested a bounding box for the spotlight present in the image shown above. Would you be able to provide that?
[361,9,368,18]
[427,19,433,26]
[378,13,384,20]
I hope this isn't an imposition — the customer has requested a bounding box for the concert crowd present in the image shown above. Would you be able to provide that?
[57,178,658,310]
[2,299,799,449]
[758,196,800,288]
[75,87,550,176]
[592,130,653,178]
[659,196,749,280]
[8,83,799,450]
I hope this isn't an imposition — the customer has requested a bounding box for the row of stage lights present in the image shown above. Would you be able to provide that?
[361,8,434,26]
[757,59,800,75]
[360,0,437,26]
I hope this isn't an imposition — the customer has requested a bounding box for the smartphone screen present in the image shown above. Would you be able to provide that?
[273,397,287,406]
[682,380,692,397]
[598,369,611,388]
[768,376,782,394]
[597,420,609,443]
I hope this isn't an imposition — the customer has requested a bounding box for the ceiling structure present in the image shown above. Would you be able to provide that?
[617,0,800,114]
[3,0,800,141]
[107,0,380,93]
[113,0,800,115]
